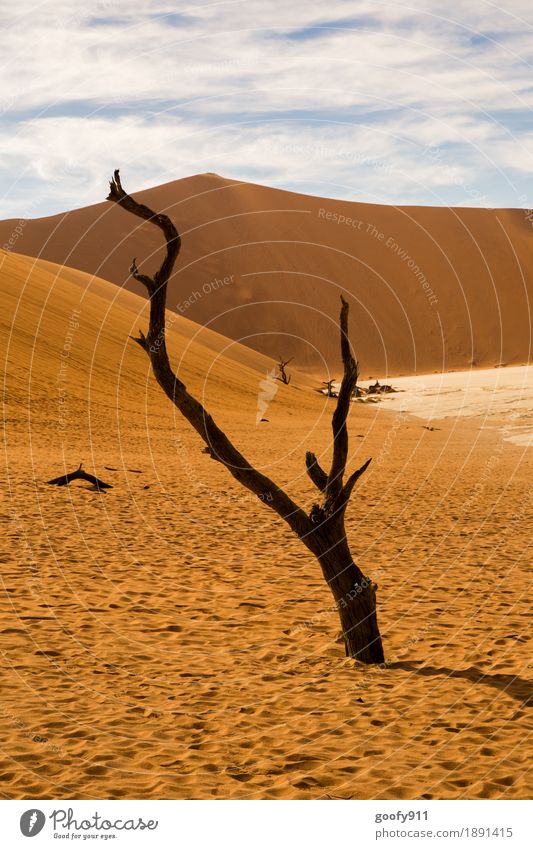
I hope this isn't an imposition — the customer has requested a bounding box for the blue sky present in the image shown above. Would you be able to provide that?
[1,0,533,217]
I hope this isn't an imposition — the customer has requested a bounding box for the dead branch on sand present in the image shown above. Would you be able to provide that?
[47,463,113,490]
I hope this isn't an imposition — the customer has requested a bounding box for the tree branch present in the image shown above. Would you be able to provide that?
[129,258,156,292]
[47,463,113,490]
[339,457,372,510]
[325,295,358,510]
[108,169,181,289]
[305,451,328,492]
[106,171,311,542]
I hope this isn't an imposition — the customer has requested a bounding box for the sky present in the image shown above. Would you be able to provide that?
[1,0,533,217]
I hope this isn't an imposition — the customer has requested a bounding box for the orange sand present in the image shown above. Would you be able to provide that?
[1,249,531,800]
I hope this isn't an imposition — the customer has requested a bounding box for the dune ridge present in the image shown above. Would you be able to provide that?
[1,173,532,377]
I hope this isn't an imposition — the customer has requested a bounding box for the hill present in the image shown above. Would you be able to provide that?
[2,174,531,376]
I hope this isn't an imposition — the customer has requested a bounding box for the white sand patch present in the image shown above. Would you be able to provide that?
[354,366,533,447]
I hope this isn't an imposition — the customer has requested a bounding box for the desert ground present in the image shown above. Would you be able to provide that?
[1,247,531,800]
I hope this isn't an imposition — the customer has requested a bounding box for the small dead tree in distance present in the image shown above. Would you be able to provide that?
[322,379,337,397]
[106,170,384,665]
[47,463,112,490]
[276,355,293,385]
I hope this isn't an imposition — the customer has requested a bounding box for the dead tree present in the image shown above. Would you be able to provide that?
[105,170,384,664]
[47,463,113,490]
[276,356,293,385]
[322,379,337,397]
[368,380,395,395]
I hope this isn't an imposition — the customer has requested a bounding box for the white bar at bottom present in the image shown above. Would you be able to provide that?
[1,799,530,849]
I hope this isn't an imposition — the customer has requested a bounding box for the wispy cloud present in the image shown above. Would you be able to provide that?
[1,0,533,216]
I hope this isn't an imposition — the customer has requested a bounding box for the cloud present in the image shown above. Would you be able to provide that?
[1,0,533,215]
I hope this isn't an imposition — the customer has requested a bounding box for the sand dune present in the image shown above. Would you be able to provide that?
[1,174,532,377]
[1,248,531,800]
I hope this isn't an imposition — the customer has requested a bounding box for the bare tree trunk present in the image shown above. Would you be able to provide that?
[104,170,385,664]
[310,522,384,663]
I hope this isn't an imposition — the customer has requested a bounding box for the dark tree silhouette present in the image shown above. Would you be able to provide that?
[105,170,384,664]
[322,379,337,397]
[276,356,293,385]
[47,463,113,490]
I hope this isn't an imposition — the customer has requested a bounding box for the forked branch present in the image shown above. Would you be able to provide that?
[106,171,310,541]
[47,463,113,490]
[108,169,181,290]
[305,298,370,516]
[106,172,370,543]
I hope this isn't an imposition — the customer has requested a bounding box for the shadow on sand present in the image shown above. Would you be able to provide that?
[388,660,533,706]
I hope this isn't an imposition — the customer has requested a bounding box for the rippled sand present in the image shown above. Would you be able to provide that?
[1,250,531,800]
